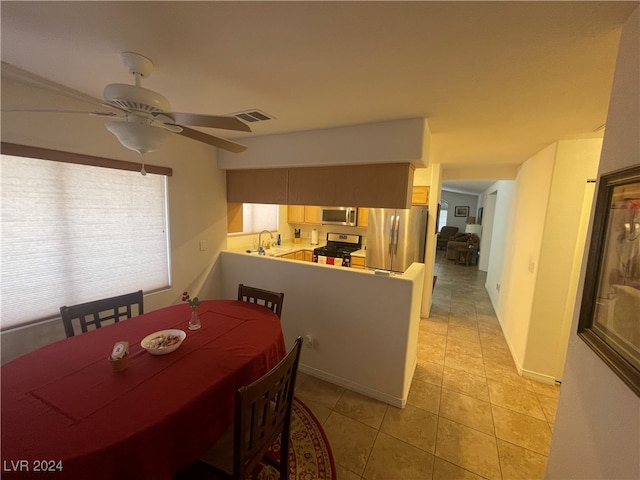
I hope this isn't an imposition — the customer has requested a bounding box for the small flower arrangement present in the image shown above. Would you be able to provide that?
[182,291,200,309]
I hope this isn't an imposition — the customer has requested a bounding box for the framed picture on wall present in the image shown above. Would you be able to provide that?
[454,206,469,217]
[577,164,640,397]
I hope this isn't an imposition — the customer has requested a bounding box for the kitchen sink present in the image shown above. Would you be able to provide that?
[267,247,292,256]
[244,247,292,256]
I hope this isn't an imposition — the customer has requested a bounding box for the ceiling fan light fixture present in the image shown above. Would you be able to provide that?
[106,121,171,155]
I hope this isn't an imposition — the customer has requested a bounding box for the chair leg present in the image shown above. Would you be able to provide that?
[279,431,289,480]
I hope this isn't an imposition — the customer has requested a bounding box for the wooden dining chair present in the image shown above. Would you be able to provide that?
[59,290,144,338]
[175,337,303,480]
[237,284,285,318]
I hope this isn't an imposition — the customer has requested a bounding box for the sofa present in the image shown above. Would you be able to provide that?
[437,226,459,250]
[446,233,480,262]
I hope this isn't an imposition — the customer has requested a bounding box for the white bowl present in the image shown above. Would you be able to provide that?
[141,329,186,355]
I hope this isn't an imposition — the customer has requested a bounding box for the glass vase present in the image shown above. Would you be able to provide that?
[188,306,201,330]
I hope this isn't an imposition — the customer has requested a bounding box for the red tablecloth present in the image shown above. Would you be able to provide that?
[1,300,286,480]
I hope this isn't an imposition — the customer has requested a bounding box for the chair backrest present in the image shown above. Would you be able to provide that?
[60,290,144,338]
[439,226,459,238]
[237,284,285,318]
[233,337,302,480]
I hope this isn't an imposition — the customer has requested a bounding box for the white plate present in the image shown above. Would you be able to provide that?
[140,329,186,355]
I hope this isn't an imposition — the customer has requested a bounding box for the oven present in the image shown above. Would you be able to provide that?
[312,233,362,267]
[320,207,358,226]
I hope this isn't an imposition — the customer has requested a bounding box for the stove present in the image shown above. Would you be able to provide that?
[313,233,362,267]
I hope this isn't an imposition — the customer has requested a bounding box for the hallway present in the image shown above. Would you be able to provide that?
[294,250,560,479]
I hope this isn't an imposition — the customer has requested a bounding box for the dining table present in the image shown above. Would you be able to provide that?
[1,299,286,480]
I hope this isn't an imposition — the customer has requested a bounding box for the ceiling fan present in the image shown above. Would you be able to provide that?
[5,52,251,155]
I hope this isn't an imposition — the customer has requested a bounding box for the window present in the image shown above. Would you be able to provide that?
[1,153,171,329]
[438,201,449,232]
[229,203,278,235]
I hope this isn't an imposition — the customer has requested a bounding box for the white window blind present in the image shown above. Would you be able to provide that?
[0,154,170,329]
[239,203,278,234]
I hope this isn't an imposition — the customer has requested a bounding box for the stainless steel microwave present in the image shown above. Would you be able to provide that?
[321,207,358,226]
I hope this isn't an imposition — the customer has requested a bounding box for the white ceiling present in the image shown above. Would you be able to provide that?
[1,1,637,188]
[442,180,496,196]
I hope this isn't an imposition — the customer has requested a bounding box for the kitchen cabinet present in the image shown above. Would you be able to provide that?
[227,163,415,209]
[287,205,305,223]
[279,250,313,262]
[288,163,414,209]
[304,206,321,224]
[287,205,321,224]
[357,208,369,228]
[351,256,365,269]
[412,186,430,205]
[227,168,288,204]
[227,203,243,233]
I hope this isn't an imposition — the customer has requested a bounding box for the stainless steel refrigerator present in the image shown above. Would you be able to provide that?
[365,206,428,273]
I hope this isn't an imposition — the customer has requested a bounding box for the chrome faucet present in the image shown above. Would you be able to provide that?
[258,230,274,252]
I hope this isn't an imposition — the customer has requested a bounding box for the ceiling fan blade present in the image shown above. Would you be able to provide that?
[157,112,251,132]
[1,108,118,117]
[177,126,247,153]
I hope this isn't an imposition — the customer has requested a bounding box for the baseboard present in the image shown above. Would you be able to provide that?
[503,339,558,386]
[298,363,406,408]
[521,369,557,385]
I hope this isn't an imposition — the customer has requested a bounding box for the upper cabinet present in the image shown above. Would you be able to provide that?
[411,186,430,205]
[357,208,369,228]
[287,205,305,223]
[288,163,414,208]
[227,163,415,209]
[226,168,288,204]
[287,205,321,224]
[227,203,244,233]
[304,206,322,224]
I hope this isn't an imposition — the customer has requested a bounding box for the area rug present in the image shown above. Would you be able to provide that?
[248,397,336,480]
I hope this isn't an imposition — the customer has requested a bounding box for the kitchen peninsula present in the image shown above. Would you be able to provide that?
[220,248,424,407]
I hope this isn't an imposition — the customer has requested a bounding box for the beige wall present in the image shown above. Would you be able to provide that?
[422,164,442,317]
[1,77,228,363]
[440,190,480,232]
[217,117,430,170]
[547,7,640,478]
[485,137,602,384]
[484,180,516,309]
[526,139,601,381]
[220,251,425,407]
[499,143,556,370]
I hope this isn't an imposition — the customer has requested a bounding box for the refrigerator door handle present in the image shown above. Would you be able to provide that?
[394,215,400,254]
[388,215,395,255]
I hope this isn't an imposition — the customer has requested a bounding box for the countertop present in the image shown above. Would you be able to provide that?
[228,239,324,257]
[227,239,368,260]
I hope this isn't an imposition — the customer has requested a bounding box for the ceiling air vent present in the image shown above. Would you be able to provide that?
[233,109,275,123]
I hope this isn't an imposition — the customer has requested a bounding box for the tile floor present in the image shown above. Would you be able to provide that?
[294,250,560,480]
